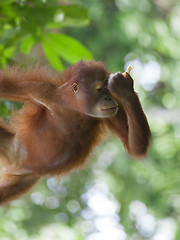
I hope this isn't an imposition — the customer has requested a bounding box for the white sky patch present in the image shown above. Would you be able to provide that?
[129,200,177,239]
[136,213,156,238]
[129,200,147,218]
[125,59,161,91]
[153,218,177,240]
[31,192,45,205]
[55,13,64,22]
[82,183,126,240]
[87,229,126,240]
[87,191,119,216]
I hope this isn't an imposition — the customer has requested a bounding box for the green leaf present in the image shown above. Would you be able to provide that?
[46,33,93,64]
[43,40,64,71]
[4,46,15,58]
[46,4,90,28]
[60,4,89,19]
[20,36,35,54]
[55,5,90,27]
[0,0,16,6]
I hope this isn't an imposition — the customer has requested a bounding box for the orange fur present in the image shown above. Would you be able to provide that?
[0,60,151,205]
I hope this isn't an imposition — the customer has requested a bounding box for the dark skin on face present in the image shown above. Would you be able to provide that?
[73,73,118,118]
[0,60,151,205]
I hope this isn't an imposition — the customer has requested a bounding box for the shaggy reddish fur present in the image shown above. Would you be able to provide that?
[0,60,151,204]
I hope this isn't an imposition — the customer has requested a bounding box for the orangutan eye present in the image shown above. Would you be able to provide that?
[95,81,103,91]
[72,83,78,93]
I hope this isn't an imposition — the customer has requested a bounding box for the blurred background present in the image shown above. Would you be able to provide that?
[0,0,180,239]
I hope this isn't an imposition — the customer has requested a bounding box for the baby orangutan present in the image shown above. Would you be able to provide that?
[0,60,151,204]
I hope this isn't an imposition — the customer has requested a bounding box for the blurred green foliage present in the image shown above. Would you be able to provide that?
[0,0,180,239]
[0,0,92,69]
